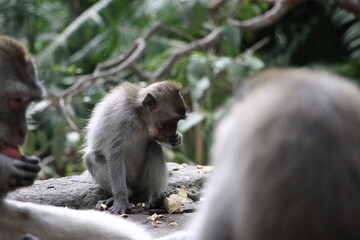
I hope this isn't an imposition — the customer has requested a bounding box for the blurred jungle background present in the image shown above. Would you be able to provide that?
[1,0,359,178]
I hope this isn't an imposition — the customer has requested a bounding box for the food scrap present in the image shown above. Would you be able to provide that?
[163,188,191,214]
[196,165,213,174]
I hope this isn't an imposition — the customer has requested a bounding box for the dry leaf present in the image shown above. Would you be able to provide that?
[196,166,213,174]
[148,213,158,221]
[100,204,107,210]
[163,188,191,214]
[168,221,179,226]
[147,213,163,221]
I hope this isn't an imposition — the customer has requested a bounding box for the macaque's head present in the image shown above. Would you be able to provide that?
[141,81,186,143]
[0,36,45,147]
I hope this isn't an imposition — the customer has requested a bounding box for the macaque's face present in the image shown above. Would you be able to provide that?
[154,116,185,142]
[0,94,35,147]
[142,82,186,143]
[146,102,186,143]
[0,37,44,147]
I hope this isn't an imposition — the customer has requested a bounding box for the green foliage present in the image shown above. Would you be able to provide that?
[1,0,358,177]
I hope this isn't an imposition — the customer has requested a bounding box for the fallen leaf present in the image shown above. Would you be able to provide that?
[168,221,179,226]
[163,188,192,214]
[196,166,214,174]
[100,204,107,210]
[147,213,164,221]
[148,213,158,221]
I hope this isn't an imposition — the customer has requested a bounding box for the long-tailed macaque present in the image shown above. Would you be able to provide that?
[84,81,186,214]
[189,69,360,240]
[0,35,43,198]
[0,35,151,240]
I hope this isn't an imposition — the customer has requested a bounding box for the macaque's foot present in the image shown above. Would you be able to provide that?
[96,197,131,214]
[168,132,182,147]
[108,200,131,214]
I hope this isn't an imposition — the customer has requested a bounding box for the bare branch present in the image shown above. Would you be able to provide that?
[332,0,360,19]
[158,25,196,41]
[59,97,79,131]
[231,0,307,31]
[129,64,151,81]
[56,23,182,98]
[40,0,309,116]
[59,38,146,98]
[94,23,163,73]
[149,27,224,82]
[248,37,271,52]
[94,44,140,73]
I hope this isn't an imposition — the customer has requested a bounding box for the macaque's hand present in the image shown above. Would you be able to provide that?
[0,154,41,195]
[168,132,182,147]
[13,155,41,188]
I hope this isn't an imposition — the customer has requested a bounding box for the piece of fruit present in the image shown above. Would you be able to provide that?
[2,145,21,160]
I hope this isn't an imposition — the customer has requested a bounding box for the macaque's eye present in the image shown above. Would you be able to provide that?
[9,96,31,109]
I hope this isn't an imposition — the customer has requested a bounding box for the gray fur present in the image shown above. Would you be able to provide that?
[191,69,360,240]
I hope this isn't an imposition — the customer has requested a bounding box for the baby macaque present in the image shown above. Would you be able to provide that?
[84,81,186,214]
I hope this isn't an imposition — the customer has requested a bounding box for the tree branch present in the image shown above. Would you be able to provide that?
[59,38,146,98]
[231,0,307,31]
[149,27,224,82]
[59,97,79,131]
[39,0,310,117]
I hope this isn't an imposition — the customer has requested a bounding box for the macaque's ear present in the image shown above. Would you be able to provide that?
[142,93,157,111]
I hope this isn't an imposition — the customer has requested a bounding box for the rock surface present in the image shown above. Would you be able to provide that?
[6,162,211,238]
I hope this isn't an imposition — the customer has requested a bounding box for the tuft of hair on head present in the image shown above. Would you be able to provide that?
[0,35,30,63]
[163,80,182,91]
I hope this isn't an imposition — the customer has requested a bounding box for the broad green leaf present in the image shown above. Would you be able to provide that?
[213,57,232,74]
[178,111,206,133]
[187,56,207,84]
[221,24,241,57]
[191,76,210,101]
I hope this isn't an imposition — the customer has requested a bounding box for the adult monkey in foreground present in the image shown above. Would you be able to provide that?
[84,81,187,214]
[0,35,151,240]
[189,69,360,240]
